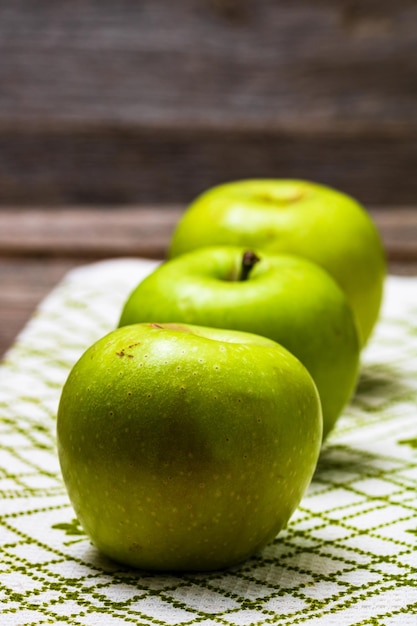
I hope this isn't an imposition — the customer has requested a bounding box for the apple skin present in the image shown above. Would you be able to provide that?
[57,322,322,572]
[168,179,386,346]
[119,247,360,439]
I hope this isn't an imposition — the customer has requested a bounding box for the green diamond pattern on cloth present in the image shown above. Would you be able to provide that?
[0,259,416,626]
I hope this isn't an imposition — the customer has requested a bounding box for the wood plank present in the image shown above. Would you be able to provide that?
[0,1,416,204]
[0,206,180,259]
[0,206,416,262]
[1,1,415,130]
[1,130,416,206]
[369,207,417,262]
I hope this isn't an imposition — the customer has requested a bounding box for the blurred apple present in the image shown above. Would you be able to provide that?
[168,179,385,346]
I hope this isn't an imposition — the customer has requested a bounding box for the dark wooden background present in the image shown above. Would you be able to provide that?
[0,1,416,355]
[1,0,416,205]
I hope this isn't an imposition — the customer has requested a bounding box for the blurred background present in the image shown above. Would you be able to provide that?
[0,0,416,353]
[1,0,416,205]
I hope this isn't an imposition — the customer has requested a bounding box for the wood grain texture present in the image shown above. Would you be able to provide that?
[0,1,416,204]
[1,204,416,259]
[1,129,416,206]
[1,205,416,261]
[1,0,416,128]
[0,206,180,259]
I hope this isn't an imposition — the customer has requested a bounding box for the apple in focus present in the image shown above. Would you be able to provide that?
[168,179,386,346]
[119,247,360,439]
[57,322,322,572]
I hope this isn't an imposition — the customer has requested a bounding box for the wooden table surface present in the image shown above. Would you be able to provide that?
[1,205,416,358]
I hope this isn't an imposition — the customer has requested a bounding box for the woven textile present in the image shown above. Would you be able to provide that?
[1,258,416,625]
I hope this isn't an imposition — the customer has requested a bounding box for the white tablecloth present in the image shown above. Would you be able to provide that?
[1,259,416,625]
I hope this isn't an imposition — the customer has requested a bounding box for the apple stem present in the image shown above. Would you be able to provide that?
[240,251,261,281]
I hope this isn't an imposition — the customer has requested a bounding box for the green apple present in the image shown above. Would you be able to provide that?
[57,322,322,572]
[119,247,360,439]
[168,179,386,346]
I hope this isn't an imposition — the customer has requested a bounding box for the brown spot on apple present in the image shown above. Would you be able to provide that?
[116,349,134,358]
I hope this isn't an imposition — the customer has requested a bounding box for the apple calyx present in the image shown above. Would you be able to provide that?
[240,250,261,281]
